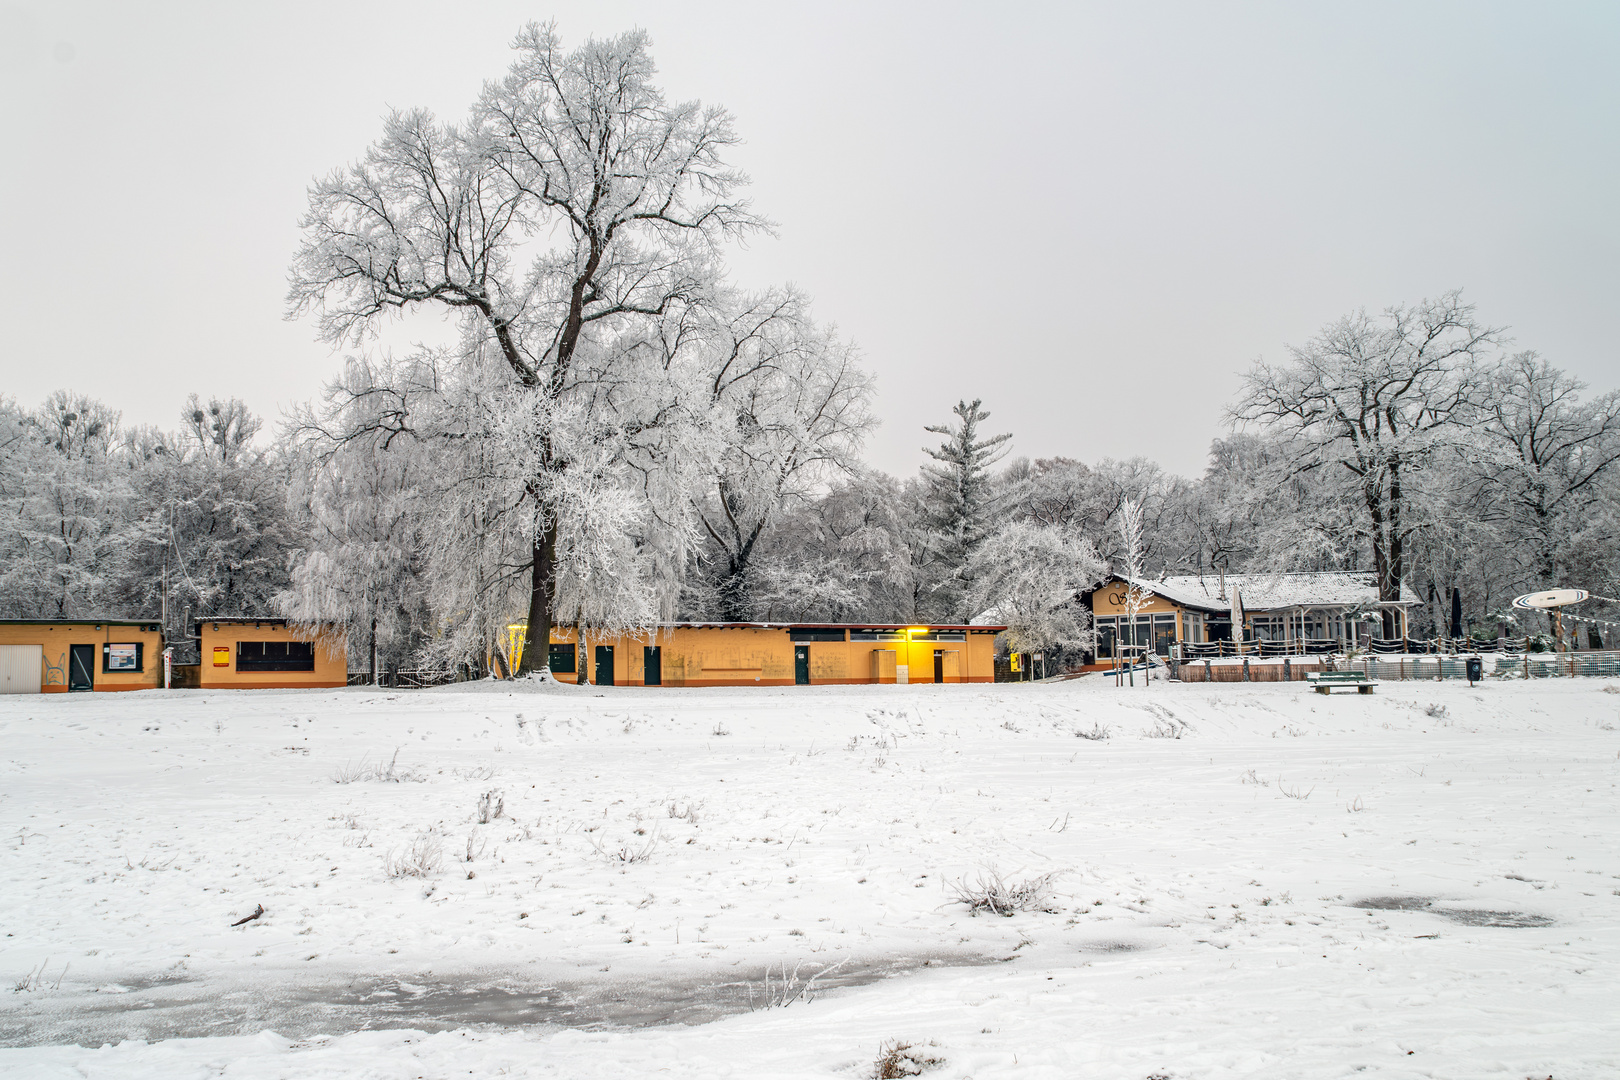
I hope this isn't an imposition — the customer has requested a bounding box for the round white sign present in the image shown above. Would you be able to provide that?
[1511,588,1589,610]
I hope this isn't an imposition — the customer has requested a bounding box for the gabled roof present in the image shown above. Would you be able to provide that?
[1093,571,1417,614]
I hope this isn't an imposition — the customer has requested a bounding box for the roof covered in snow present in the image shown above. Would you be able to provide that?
[1099,571,1417,613]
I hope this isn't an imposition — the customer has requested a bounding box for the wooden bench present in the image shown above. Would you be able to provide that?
[1305,671,1377,695]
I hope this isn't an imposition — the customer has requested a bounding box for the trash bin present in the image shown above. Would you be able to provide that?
[1466,656,1483,685]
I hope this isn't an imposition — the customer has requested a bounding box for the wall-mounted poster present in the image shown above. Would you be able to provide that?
[213,646,231,667]
[105,644,139,671]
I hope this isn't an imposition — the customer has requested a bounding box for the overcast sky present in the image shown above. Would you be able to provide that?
[3,1,1616,479]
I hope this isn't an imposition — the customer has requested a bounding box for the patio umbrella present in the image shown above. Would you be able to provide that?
[1229,586,1244,653]
[1450,587,1463,639]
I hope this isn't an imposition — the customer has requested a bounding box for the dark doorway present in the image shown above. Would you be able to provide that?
[933,649,944,683]
[594,645,614,686]
[644,646,662,686]
[794,645,810,685]
[68,645,95,692]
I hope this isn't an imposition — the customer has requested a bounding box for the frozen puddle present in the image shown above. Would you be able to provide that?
[0,953,1002,1048]
[1350,896,1555,928]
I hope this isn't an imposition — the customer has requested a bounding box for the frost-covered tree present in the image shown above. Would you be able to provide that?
[1471,352,1620,593]
[691,290,875,620]
[919,399,1016,622]
[1114,497,1155,659]
[122,397,296,646]
[282,359,436,680]
[288,24,764,673]
[733,470,931,623]
[1233,291,1501,635]
[0,393,147,619]
[968,522,1104,653]
[182,394,262,466]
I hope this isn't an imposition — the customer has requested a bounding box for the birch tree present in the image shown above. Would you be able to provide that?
[288,24,763,673]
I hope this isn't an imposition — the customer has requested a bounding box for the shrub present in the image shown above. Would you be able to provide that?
[385,833,443,879]
[947,869,1058,916]
[756,958,849,1009]
[872,1040,944,1078]
[331,748,425,784]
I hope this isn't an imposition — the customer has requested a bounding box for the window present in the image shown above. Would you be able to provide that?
[103,642,143,673]
[909,630,966,642]
[851,629,905,641]
[1152,614,1176,656]
[789,628,846,642]
[1095,617,1117,658]
[548,643,576,673]
[236,641,315,672]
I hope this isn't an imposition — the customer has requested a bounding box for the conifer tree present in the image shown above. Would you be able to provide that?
[920,399,1014,622]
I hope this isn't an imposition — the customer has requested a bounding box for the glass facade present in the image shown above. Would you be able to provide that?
[1094,614,1178,658]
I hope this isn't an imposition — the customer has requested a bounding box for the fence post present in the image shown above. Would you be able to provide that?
[1284,657,1292,682]
[1242,657,1251,681]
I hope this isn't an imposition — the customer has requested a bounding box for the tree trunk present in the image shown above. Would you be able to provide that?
[515,518,559,676]
[369,615,378,686]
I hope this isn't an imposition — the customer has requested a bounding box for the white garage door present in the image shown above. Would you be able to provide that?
[0,645,43,694]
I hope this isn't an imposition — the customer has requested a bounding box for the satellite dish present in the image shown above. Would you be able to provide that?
[1512,589,1588,610]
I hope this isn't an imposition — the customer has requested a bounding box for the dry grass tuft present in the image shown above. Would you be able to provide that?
[872,1039,944,1078]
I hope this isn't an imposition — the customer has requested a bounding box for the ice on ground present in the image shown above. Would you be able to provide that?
[1,678,1617,1078]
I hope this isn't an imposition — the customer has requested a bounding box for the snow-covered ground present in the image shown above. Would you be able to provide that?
[2,677,1617,1078]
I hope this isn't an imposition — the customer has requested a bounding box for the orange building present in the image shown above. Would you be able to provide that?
[532,623,1004,687]
[0,620,166,694]
[195,618,347,690]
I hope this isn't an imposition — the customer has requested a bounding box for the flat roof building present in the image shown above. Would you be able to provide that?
[0,620,165,694]
[526,623,1006,686]
[194,618,347,690]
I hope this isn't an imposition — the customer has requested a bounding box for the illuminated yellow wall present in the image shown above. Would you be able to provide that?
[539,626,998,686]
[0,621,165,693]
[198,620,347,690]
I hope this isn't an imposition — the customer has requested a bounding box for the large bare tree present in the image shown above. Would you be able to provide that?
[691,290,874,621]
[1472,351,1620,590]
[288,25,763,672]
[1232,291,1502,636]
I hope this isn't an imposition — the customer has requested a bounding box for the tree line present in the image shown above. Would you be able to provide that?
[3,26,1616,672]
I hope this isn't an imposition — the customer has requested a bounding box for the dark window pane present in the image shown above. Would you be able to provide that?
[236,641,315,672]
[548,644,576,673]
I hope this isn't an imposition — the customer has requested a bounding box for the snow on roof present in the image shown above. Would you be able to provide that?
[1115,571,1417,613]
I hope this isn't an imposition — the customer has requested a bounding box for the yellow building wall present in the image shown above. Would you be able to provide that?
[542,626,998,686]
[198,621,347,690]
[1090,581,1182,618]
[0,622,165,693]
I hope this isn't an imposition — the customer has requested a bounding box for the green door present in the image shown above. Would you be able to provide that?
[68,644,95,692]
[794,645,809,685]
[643,645,661,686]
[595,645,614,686]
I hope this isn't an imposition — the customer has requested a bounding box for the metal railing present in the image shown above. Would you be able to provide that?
[347,669,470,689]
[1173,649,1620,681]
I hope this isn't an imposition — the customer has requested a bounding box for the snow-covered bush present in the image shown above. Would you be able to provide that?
[872,1039,944,1078]
[384,833,443,879]
[947,869,1058,917]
